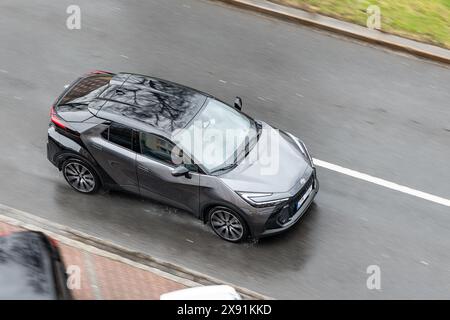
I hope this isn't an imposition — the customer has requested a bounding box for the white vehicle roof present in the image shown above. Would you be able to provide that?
[160,285,242,300]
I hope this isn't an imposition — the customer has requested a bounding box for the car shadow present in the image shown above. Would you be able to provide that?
[52,183,321,275]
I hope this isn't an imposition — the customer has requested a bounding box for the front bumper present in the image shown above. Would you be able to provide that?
[258,172,319,237]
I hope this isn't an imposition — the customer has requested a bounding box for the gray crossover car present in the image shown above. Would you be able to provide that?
[47,71,318,242]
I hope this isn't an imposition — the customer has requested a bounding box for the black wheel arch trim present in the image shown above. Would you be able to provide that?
[56,153,111,187]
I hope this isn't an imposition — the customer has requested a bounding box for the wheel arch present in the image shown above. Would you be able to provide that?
[201,202,253,237]
[56,153,108,187]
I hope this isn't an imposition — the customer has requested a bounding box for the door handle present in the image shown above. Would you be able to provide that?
[138,165,151,173]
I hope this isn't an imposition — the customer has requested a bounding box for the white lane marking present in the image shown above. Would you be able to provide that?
[120,54,129,59]
[296,93,304,98]
[313,158,450,208]
[420,260,429,266]
[219,79,227,84]
[0,69,8,74]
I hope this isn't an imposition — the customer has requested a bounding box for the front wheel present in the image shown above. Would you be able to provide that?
[209,207,248,243]
[62,159,100,194]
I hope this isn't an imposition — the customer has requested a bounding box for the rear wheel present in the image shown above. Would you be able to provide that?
[209,206,248,242]
[62,159,100,194]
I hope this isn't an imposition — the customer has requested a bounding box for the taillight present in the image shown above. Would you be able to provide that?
[49,236,59,248]
[50,106,66,129]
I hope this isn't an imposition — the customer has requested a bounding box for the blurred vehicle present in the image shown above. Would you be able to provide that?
[47,71,318,242]
[0,231,72,300]
[160,285,242,300]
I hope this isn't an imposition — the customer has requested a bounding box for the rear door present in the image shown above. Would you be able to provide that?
[86,122,139,193]
[136,132,200,213]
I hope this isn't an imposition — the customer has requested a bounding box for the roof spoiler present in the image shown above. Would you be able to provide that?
[85,70,114,75]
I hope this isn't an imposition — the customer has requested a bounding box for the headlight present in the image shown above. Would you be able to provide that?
[237,192,289,208]
[284,132,314,167]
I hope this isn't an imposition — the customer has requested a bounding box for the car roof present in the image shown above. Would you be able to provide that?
[160,285,242,300]
[91,73,209,136]
[0,231,58,299]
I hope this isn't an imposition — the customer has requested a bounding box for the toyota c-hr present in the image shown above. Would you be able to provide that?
[47,71,318,242]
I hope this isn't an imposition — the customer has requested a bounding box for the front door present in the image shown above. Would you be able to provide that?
[136,132,199,213]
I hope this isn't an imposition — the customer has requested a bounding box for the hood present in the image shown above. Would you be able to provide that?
[220,122,310,193]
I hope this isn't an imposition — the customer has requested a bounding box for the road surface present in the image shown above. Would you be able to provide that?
[0,0,449,298]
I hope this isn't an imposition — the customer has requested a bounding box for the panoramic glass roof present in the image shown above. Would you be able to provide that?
[97,74,207,133]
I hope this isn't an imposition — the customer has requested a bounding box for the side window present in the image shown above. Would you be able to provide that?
[103,123,133,150]
[140,132,179,166]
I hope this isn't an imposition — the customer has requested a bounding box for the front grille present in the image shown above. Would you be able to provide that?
[278,174,314,224]
[287,173,314,217]
[265,172,315,229]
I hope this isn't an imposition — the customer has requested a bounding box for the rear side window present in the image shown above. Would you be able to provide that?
[102,123,133,150]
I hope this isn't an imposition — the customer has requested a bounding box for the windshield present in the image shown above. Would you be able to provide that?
[173,99,258,174]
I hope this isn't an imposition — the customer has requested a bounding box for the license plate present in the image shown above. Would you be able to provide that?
[296,185,313,210]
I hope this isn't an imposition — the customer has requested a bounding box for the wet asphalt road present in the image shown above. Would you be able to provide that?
[1,0,450,299]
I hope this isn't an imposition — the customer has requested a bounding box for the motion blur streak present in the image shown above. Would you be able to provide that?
[1,0,450,299]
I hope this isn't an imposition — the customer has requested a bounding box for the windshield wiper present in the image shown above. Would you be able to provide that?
[211,163,238,174]
[238,126,259,160]
[256,121,262,138]
[210,122,260,175]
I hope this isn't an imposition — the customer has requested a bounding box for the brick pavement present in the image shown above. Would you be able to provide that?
[0,221,186,300]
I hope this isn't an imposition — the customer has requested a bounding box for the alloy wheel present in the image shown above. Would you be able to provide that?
[64,162,96,193]
[210,209,244,242]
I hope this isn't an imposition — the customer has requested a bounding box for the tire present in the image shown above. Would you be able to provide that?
[62,159,100,194]
[209,206,248,243]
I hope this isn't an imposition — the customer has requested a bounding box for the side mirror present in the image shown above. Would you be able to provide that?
[234,97,242,111]
[172,146,184,162]
[171,165,191,178]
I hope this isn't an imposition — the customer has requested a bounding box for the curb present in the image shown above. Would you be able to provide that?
[214,0,450,65]
[0,204,270,300]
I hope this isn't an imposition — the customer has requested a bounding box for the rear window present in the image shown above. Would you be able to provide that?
[59,74,112,106]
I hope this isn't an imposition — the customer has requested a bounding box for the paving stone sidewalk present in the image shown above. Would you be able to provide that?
[0,221,186,300]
